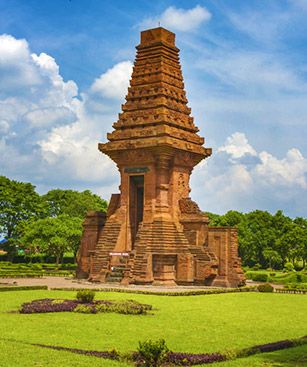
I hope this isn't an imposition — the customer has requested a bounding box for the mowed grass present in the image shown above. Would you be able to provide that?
[211,345,307,366]
[0,290,306,366]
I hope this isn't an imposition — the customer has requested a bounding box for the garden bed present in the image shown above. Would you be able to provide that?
[20,298,152,315]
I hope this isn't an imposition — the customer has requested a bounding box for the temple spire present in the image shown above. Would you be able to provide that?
[99,27,211,164]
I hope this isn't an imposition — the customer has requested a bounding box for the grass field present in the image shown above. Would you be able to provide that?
[0,290,306,366]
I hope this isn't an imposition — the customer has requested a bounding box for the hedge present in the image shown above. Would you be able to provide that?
[275,288,307,295]
[50,286,258,296]
[0,286,48,292]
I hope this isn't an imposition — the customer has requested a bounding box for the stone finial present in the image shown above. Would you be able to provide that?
[140,27,176,47]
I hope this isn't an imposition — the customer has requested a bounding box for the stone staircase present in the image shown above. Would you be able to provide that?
[89,221,121,281]
[127,220,192,283]
[106,264,126,283]
[124,220,219,284]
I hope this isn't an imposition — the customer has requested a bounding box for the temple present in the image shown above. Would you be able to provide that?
[77,27,245,287]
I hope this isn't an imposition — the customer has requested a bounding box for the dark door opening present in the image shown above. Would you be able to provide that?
[129,175,144,247]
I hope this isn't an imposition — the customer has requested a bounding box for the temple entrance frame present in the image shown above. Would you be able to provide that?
[129,175,144,247]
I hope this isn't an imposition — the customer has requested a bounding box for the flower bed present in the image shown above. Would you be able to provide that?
[166,351,226,365]
[19,298,152,315]
[29,335,307,366]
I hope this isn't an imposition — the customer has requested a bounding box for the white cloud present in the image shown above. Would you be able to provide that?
[256,148,307,189]
[218,132,257,159]
[194,48,306,95]
[25,106,76,128]
[0,33,124,197]
[0,34,42,94]
[91,61,133,99]
[192,132,307,215]
[140,5,211,32]
[0,120,9,133]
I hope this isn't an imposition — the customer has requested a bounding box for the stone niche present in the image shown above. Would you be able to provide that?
[77,27,245,287]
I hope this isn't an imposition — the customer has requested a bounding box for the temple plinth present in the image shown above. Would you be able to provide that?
[77,27,245,287]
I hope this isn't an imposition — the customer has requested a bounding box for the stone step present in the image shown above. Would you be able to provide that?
[106,277,123,283]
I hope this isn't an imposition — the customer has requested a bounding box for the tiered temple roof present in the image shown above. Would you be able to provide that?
[99,27,211,161]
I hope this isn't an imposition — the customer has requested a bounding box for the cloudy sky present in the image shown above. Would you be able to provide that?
[0,0,307,217]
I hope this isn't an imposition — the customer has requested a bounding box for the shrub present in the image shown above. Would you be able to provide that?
[296,273,303,283]
[0,286,48,292]
[253,263,261,270]
[245,271,253,280]
[167,351,226,365]
[20,299,78,313]
[257,283,274,293]
[73,304,95,314]
[96,303,111,313]
[137,339,169,367]
[252,273,269,282]
[76,290,95,303]
[95,300,151,315]
[284,262,294,272]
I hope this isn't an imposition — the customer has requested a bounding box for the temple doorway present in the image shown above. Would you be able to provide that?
[129,175,144,247]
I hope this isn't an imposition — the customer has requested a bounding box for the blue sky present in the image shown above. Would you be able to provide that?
[0,0,307,217]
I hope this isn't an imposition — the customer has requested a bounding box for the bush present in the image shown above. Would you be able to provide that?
[0,286,48,292]
[95,300,151,315]
[296,273,303,283]
[73,304,95,314]
[137,339,169,367]
[76,290,95,303]
[284,262,294,272]
[257,283,274,293]
[252,273,269,282]
[253,263,261,270]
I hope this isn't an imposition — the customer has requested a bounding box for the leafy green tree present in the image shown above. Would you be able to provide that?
[293,217,307,267]
[42,189,107,218]
[263,248,282,269]
[205,212,222,226]
[0,176,46,257]
[21,215,83,266]
[277,224,307,266]
[219,210,245,227]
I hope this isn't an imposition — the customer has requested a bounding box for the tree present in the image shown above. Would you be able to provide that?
[219,210,245,227]
[263,248,282,269]
[205,212,222,226]
[21,215,83,266]
[277,224,307,266]
[293,218,307,267]
[42,189,107,218]
[0,176,46,257]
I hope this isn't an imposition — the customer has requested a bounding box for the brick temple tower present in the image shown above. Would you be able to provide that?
[77,27,245,287]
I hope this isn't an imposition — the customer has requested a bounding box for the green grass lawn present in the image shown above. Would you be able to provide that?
[211,345,307,366]
[0,290,306,366]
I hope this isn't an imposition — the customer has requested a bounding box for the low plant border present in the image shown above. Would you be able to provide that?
[0,286,48,292]
[275,288,307,294]
[0,273,73,278]
[50,286,257,296]
[13,335,307,366]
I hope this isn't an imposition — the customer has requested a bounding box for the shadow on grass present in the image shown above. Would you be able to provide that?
[240,344,307,367]
[1,336,306,366]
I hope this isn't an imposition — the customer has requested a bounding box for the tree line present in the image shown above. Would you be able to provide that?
[1,175,306,269]
[206,210,307,269]
[0,175,107,265]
